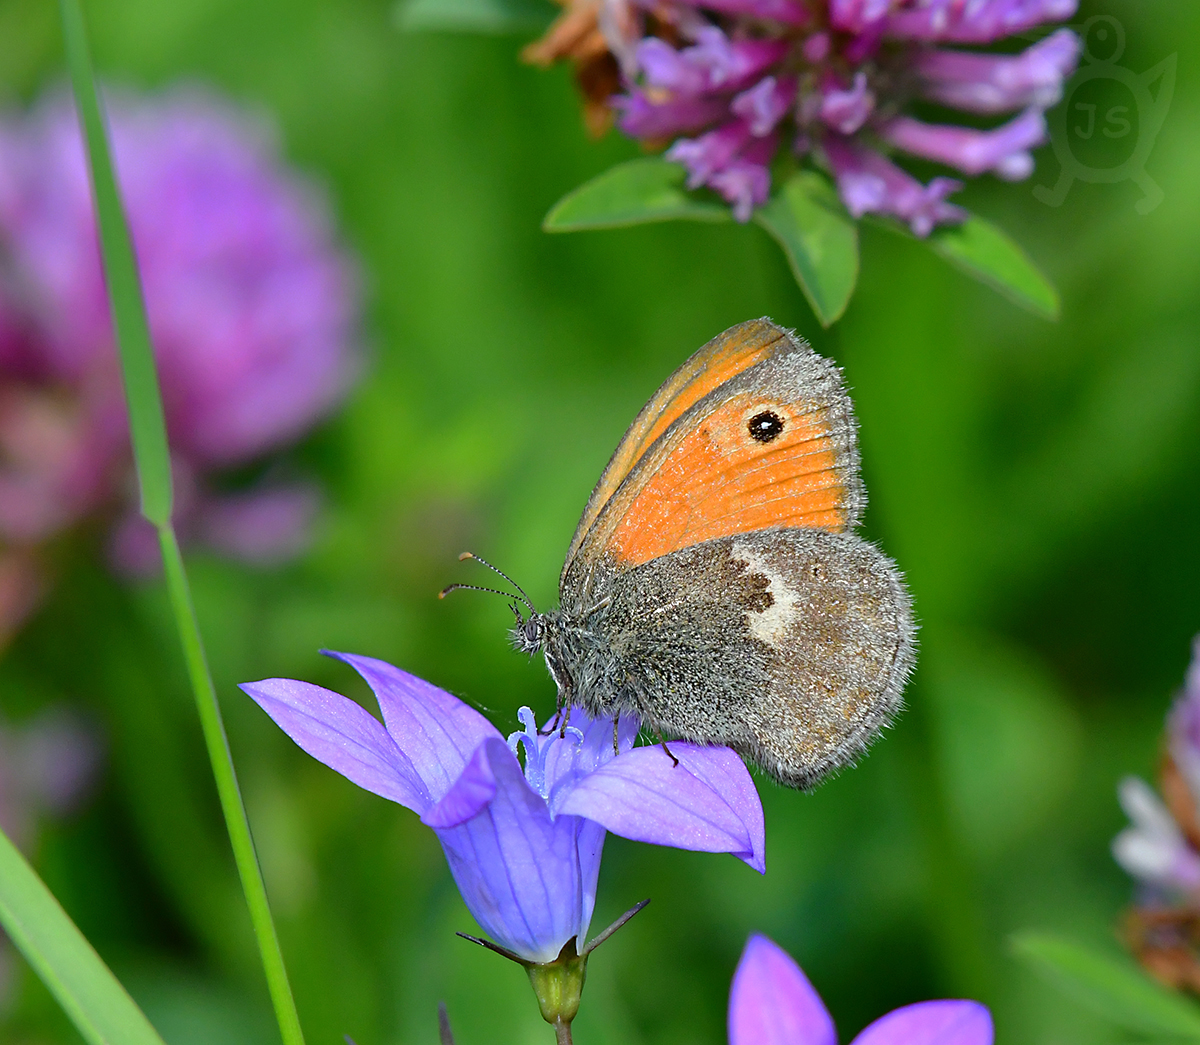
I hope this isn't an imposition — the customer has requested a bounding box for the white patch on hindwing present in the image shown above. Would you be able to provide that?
[730,538,802,646]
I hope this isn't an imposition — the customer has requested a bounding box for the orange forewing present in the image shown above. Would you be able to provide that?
[604,393,851,567]
[563,319,786,577]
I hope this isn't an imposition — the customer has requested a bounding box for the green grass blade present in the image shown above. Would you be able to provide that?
[157,526,306,1045]
[0,825,169,1045]
[59,0,171,526]
[59,3,306,1043]
[1012,932,1200,1039]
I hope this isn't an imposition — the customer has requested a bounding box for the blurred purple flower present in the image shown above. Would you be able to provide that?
[242,651,765,963]
[729,934,993,1045]
[534,0,1080,232]
[1167,636,1200,804]
[1111,638,1200,901]
[1112,776,1200,897]
[0,706,102,1012]
[0,84,359,578]
[0,706,102,850]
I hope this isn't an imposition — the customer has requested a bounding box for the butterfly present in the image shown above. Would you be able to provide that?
[448,318,915,789]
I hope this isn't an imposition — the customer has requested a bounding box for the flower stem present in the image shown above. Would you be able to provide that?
[158,527,306,1045]
[58,3,305,1043]
[554,1019,573,1045]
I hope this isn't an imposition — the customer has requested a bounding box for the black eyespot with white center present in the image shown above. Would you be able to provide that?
[747,410,785,443]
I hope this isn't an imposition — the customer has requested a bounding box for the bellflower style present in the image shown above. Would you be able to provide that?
[242,651,765,965]
[0,85,359,602]
[729,933,993,1045]
[528,0,1080,227]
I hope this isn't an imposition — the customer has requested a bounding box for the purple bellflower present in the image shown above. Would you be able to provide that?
[528,0,1079,231]
[241,651,766,966]
[0,85,359,609]
[730,933,993,1045]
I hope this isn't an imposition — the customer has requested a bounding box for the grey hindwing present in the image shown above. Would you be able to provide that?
[547,529,915,789]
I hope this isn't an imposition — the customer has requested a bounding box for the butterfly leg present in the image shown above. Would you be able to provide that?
[657,733,680,768]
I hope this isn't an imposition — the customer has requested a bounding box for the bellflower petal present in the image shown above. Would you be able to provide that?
[555,742,766,871]
[240,677,431,811]
[431,737,603,963]
[245,654,766,963]
[321,649,501,798]
[851,1000,993,1045]
[914,29,1080,113]
[728,934,993,1045]
[728,934,836,1045]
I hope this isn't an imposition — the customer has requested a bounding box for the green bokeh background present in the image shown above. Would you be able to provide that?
[1,1,1197,1042]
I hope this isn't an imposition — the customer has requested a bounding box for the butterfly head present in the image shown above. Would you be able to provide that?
[510,606,546,655]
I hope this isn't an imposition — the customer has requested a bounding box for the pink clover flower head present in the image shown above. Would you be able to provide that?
[241,652,765,963]
[0,83,360,573]
[729,933,993,1045]
[586,0,1079,228]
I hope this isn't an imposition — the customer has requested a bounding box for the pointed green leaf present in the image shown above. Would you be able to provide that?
[926,215,1060,320]
[0,826,169,1045]
[753,171,858,327]
[1012,932,1200,1039]
[60,0,172,526]
[543,158,732,231]
[394,0,552,34]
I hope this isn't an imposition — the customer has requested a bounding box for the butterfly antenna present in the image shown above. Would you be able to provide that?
[457,552,536,612]
[438,582,526,603]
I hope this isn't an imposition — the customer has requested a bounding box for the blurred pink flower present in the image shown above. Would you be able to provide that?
[0,84,360,604]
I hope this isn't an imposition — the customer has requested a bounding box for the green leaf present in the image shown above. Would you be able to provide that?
[59,0,172,526]
[754,171,858,328]
[1012,932,1200,1039]
[926,215,1060,320]
[394,0,552,33]
[543,158,732,231]
[0,825,169,1045]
